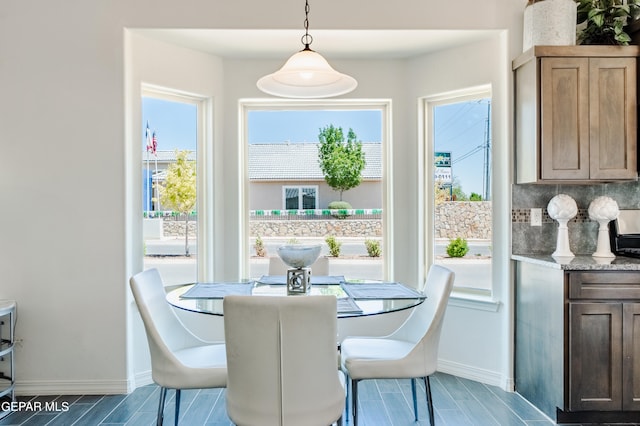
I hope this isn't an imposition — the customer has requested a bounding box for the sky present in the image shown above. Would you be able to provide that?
[142,96,491,198]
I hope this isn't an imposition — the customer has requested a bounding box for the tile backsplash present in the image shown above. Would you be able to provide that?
[512,181,640,255]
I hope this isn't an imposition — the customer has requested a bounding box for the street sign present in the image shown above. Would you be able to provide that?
[434,151,452,183]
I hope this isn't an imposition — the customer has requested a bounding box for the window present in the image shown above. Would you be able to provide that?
[284,186,318,210]
[242,102,390,280]
[141,92,200,286]
[424,88,492,296]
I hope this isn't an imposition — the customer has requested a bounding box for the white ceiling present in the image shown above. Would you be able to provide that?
[135,29,499,60]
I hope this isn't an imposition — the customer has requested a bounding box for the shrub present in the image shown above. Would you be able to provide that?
[328,201,352,209]
[325,235,342,257]
[287,237,299,244]
[446,237,469,258]
[364,239,381,257]
[254,235,266,257]
[328,201,352,219]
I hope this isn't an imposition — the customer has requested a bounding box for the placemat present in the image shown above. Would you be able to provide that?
[180,282,254,299]
[341,282,424,300]
[257,275,346,285]
[337,297,363,314]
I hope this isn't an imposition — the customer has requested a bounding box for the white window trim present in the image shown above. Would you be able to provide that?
[239,99,393,280]
[141,84,215,281]
[283,185,319,210]
[422,85,495,299]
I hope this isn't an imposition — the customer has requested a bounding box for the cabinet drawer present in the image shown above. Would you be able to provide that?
[569,272,640,299]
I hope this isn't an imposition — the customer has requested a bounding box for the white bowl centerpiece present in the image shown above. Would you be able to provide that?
[276,244,322,269]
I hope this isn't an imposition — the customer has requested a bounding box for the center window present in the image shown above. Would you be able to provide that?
[284,186,318,210]
[242,102,390,281]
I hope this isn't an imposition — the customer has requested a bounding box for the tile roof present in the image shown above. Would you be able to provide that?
[144,142,382,181]
[248,142,381,181]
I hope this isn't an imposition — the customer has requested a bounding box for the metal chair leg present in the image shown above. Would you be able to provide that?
[352,379,359,426]
[174,389,181,426]
[424,376,435,425]
[411,378,418,421]
[157,387,167,426]
[344,372,350,423]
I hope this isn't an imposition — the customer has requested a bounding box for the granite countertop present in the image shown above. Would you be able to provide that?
[512,254,640,270]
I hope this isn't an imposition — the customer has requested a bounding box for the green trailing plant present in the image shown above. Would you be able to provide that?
[254,235,266,257]
[446,237,469,258]
[364,239,381,257]
[325,235,342,257]
[576,0,640,45]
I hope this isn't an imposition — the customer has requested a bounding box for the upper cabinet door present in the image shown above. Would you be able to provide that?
[541,57,590,180]
[513,46,640,183]
[589,57,637,180]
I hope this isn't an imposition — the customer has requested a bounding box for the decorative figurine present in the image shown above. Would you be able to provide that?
[547,194,578,259]
[588,196,619,258]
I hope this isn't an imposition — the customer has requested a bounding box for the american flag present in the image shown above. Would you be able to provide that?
[151,131,157,155]
[145,122,157,156]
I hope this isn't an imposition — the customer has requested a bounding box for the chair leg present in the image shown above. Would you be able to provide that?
[174,389,181,426]
[157,387,167,426]
[411,378,418,421]
[424,376,435,426]
[351,379,359,426]
[344,372,350,423]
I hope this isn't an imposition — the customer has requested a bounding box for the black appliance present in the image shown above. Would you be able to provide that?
[609,210,640,258]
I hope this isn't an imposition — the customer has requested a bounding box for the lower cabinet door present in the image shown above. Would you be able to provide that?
[623,303,640,411]
[569,302,623,411]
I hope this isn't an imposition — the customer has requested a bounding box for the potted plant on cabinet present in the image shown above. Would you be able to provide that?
[576,0,640,45]
[523,0,577,51]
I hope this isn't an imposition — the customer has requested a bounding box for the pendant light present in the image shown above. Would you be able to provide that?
[256,0,357,98]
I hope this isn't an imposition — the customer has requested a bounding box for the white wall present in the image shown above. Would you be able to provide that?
[125,32,225,387]
[0,0,525,394]
[406,35,514,388]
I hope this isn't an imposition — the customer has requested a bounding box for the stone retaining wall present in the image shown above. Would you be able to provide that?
[434,201,492,239]
[158,201,492,240]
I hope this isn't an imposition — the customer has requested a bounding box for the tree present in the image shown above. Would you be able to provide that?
[317,125,366,201]
[157,150,196,256]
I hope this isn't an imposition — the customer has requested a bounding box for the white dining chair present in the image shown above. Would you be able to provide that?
[223,295,345,426]
[130,268,227,426]
[340,264,455,425]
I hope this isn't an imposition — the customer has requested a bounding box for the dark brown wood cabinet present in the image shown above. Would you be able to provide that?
[568,272,640,413]
[513,46,639,183]
[515,262,640,423]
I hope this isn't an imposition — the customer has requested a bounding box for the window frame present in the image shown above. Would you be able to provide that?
[423,86,494,300]
[140,85,214,283]
[283,185,319,210]
[239,99,393,280]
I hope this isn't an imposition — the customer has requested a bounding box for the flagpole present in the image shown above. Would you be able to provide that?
[154,153,159,211]
[152,130,160,211]
[146,150,150,213]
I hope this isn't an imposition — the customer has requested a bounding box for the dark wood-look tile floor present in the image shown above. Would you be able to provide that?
[0,372,636,425]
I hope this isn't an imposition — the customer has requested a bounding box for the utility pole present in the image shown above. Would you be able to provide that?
[483,101,491,201]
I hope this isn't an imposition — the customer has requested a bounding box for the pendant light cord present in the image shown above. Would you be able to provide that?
[301,0,313,50]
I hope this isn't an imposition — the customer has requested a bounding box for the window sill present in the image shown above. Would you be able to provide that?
[448,290,501,312]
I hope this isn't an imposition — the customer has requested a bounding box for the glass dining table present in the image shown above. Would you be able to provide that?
[166,275,426,318]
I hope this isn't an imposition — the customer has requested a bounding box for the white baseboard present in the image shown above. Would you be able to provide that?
[15,379,130,396]
[438,359,513,391]
[133,370,154,388]
[15,370,157,396]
